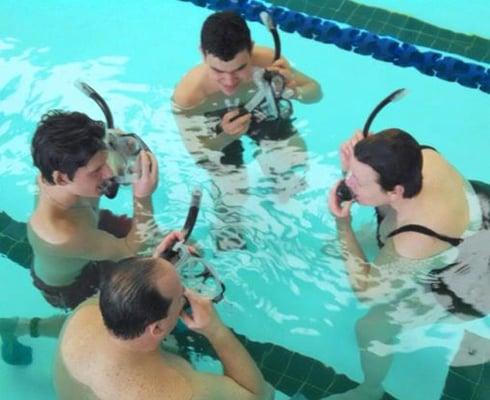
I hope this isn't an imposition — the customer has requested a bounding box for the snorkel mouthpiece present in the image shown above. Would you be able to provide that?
[362,88,407,137]
[98,177,119,199]
[336,180,354,205]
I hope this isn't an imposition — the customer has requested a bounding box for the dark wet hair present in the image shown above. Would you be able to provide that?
[99,257,172,340]
[201,11,252,61]
[31,110,106,184]
[354,128,423,198]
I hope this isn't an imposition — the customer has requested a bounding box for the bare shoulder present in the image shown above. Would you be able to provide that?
[29,210,80,247]
[173,65,208,109]
[251,46,275,68]
[392,232,450,260]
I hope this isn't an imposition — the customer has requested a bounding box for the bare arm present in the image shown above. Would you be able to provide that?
[182,291,272,400]
[252,46,323,104]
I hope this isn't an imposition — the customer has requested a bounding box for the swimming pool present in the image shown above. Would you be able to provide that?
[0,1,489,399]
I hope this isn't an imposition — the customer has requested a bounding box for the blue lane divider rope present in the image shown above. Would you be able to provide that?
[180,0,490,94]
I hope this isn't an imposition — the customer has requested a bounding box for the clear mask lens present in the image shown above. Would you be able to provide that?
[174,244,225,303]
[105,129,147,185]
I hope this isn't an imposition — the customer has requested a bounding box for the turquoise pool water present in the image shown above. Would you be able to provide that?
[0,1,489,399]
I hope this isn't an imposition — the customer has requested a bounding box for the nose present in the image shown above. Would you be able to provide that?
[222,73,236,85]
[102,163,114,179]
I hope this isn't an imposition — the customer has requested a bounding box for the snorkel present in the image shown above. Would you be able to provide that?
[161,188,202,260]
[161,188,226,304]
[75,81,151,199]
[229,11,293,123]
[336,88,408,205]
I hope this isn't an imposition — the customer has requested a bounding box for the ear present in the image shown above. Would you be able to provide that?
[52,171,70,186]
[148,320,168,338]
[389,184,405,199]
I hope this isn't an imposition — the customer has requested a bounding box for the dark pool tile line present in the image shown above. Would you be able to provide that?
[268,0,490,64]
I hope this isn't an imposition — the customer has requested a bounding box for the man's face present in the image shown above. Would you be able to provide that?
[345,157,389,206]
[204,49,253,95]
[67,150,114,198]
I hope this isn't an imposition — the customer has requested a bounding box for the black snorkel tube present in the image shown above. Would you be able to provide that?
[161,188,202,261]
[75,81,120,199]
[260,11,281,62]
[336,88,408,204]
[75,81,115,129]
[362,88,407,138]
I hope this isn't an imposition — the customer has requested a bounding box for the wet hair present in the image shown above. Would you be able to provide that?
[201,11,252,61]
[31,110,106,184]
[354,128,423,198]
[99,257,172,340]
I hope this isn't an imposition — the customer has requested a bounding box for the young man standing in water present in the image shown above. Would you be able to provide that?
[55,254,274,400]
[173,11,322,249]
[325,129,490,399]
[1,110,160,365]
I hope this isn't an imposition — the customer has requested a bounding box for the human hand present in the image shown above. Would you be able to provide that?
[267,58,297,89]
[152,231,185,258]
[340,130,365,173]
[328,180,353,220]
[132,151,159,198]
[221,109,251,136]
[179,288,225,338]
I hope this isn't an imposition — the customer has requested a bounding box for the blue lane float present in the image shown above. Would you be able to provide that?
[181,0,490,94]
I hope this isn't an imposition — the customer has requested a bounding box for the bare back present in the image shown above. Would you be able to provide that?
[55,302,193,400]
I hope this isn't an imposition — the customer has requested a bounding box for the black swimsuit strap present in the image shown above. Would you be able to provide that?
[387,224,463,247]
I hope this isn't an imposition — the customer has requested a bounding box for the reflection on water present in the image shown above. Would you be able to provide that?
[1,36,490,400]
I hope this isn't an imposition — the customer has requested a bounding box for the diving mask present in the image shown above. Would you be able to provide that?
[105,129,150,185]
[76,80,152,199]
[173,242,226,304]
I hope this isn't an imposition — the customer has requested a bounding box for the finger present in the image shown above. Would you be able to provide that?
[148,152,159,181]
[224,109,240,123]
[340,200,354,217]
[139,151,151,180]
[179,310,194,327]
[236,113,251,125]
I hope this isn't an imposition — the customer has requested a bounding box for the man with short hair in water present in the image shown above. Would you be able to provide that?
[55,254,274,400]
[29,109,159,309]
[173,11,322,248]
[0,110,159,365]
[325,129,490,399]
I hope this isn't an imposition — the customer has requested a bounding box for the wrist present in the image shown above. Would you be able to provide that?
[335,216,352,228]
[203,321,228,343]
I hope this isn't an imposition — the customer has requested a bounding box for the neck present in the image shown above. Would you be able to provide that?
[109,334,161,355]
[42,181,81,211]
[390,195,420,221]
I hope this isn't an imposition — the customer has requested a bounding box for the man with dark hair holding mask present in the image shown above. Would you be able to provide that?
[173,11,322,249]
[0,109,160,365]
[55,252,274,400]
[29,109,159,309]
